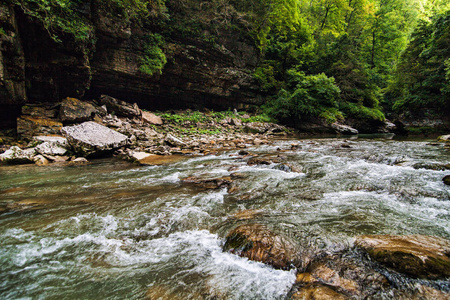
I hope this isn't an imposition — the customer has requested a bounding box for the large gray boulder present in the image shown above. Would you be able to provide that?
[61,121,128,156]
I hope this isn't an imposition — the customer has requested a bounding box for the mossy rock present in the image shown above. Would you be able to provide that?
[355,235,450,279]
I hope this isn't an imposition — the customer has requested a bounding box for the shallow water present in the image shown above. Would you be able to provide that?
[1,136,449,299]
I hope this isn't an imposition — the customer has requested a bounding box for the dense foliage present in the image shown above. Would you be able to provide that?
[8,0,450,128]
[389,10,450,118]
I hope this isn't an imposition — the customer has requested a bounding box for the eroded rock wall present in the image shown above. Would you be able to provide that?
[0,1,262,129]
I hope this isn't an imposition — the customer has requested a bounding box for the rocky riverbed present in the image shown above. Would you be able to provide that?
[0,95,294,166]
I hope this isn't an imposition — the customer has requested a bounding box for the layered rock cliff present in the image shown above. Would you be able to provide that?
[0,1,262,129]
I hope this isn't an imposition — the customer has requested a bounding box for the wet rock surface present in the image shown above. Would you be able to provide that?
[355,235,450,279]
[223,223,299,270]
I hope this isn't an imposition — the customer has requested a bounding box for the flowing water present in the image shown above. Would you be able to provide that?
[0,136,449,299]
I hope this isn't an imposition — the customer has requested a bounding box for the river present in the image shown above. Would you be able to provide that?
[1,135,449,299]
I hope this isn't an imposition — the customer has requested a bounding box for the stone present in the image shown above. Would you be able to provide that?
[59,97,97,123]
[0,146,35,164]
[291,285,348,300]
[437,134,450,142]
[131,151,152,161]
[230,118,242,126]
[33,154,49,166]
[165,134,186,147]
[34,137,68,156]
[71,157,89,164]
[17,116,63,139]
[223,223,299,270]
[355,235,450,279]
[413,163,450,171]
[142,111,163,125]
[443,175,450,186]
[181,176,232,189]
[99,95,141,118]
[296,265,358,295]
[331,123,359,135]
[244,122,268,134]
[139,154,188,166]
[61,121,128,157]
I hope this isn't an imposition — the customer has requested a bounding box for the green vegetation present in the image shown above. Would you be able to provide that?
[139,33,167,76]
[9,0,450,130]
[389,9,450,117]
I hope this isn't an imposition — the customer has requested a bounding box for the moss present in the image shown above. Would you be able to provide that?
[139,33,167,76]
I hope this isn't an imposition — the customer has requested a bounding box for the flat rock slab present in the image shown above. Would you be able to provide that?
[139,154,188,166]
[355,235,450,279]
[61,121,128,157]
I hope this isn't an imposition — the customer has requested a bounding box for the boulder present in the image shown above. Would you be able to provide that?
[33,136,69,156]
[165,134,186,147]
[142,111,163,125]
[33,154,49,166]
[437,135,450,142]
[331,123,359,135]
[0,146,35,164]
[35,142,67,156]
[59,97,97,123]
[355,235,450,279]
[223,223,299,270]
[61,121,128,157]
[443,175,450,186]
[181,176,232,189]
[99,95,141,118]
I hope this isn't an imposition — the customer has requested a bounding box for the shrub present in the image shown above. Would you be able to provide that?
[264,71,340,123]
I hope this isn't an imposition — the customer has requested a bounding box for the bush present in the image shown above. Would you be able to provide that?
[264,71,340,123]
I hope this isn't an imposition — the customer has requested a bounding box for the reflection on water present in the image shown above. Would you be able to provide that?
[0,137,449,299]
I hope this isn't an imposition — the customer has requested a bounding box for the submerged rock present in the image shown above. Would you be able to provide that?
[355,235,450,279]
[182,176,232,189]
[443,175,450,186]
[223,223,299,270]
[413,162,450,171]
[291,284,348,300]
[61,121,128,157]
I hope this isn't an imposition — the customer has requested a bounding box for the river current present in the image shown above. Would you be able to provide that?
[1,136,449,299]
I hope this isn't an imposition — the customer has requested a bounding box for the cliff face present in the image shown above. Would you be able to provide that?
[0,1,262,129]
